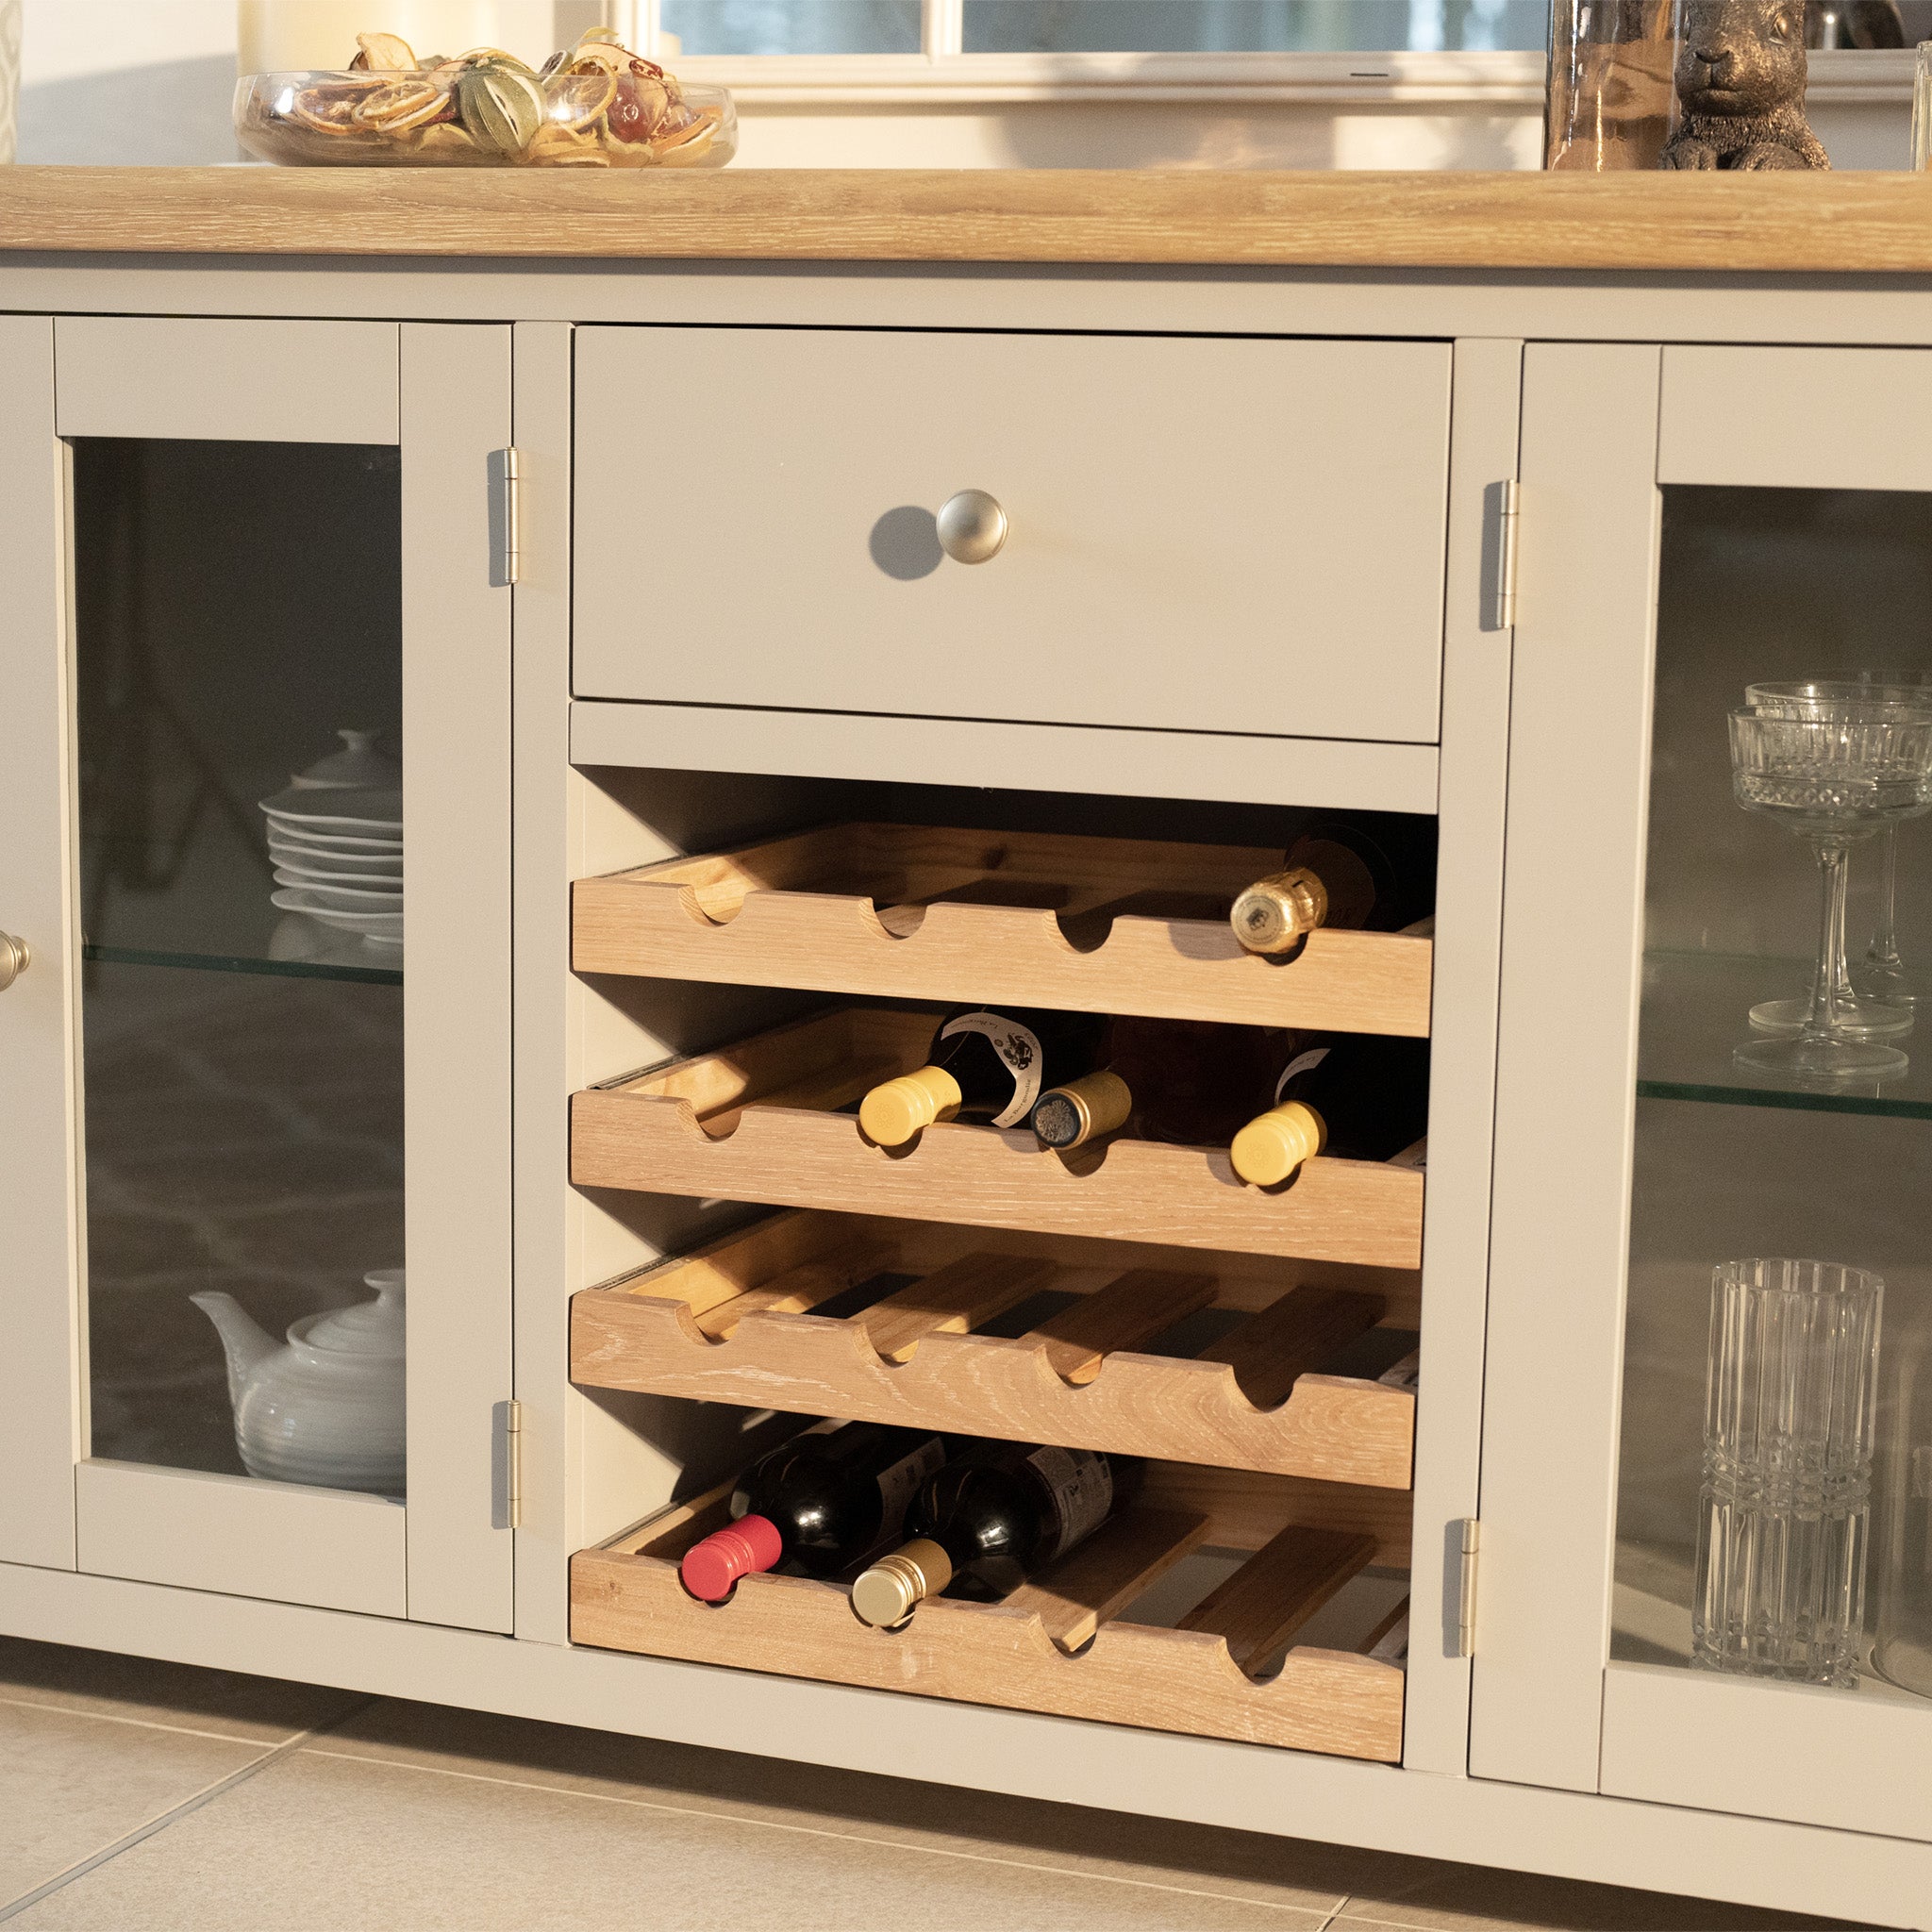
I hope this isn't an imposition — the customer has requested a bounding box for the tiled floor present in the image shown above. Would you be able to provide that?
[0,1636,1874,1932]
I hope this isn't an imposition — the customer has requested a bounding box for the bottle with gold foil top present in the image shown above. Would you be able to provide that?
[851,1441,1141,1628]
[1230,820,1431,957]
[1230,1033,1430,1188]
[858,1006,1108,1148]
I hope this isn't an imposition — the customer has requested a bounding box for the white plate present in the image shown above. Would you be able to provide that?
[272,868,404,902]
[266,825,405,855]
[272,888,405,939]
[268,841,403,879]
[259,784,402,831]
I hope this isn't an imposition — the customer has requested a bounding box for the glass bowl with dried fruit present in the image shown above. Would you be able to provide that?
[234,29,735,170]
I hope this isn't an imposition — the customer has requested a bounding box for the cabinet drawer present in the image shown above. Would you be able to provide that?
[574,327,1450,742]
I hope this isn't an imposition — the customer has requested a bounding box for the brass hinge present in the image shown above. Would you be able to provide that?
[504,1398,524,1530]
[1489,478,1520,632]
[487,446,521,587]
[1457,1517,1481,1657]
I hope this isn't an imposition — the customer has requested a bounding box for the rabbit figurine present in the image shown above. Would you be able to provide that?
[1659,0,1830,169]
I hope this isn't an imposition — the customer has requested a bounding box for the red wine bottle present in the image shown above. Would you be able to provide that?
[1031,1019,1310,1152]
[1231,1033,1431,1187]
[858,1006,1108,1148]
[850,1442,1141,1626]
[679,1421,947,1603]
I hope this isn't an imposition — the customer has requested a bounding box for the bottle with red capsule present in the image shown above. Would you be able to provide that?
[679,1421,949,1604]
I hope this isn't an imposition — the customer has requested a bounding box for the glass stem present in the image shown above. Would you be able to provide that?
[1806,838,1852,1042]
[1866,825,1903,974]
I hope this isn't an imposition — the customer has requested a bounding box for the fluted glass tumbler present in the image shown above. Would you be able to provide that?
[1694,1258,1883,1689]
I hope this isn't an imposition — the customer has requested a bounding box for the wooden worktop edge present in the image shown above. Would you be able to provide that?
[8,166,1932,272]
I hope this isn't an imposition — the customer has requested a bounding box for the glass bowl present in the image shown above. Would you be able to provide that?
[235,68,736,170]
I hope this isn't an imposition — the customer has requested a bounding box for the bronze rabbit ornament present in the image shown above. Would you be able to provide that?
[1658,0,1830,169]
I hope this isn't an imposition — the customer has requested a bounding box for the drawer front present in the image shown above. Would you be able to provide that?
[574,327,1451,742]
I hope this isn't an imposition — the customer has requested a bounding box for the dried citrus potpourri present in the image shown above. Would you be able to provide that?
[236,27,733,169]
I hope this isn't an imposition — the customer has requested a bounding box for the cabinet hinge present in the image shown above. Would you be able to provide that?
[487,446,521,587]
[1489,478,1521,632]
[504,1398,524,1530]
[1456,1517,1481,1657]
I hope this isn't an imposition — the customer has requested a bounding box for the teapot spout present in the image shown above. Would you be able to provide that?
[190,1291,278,1409]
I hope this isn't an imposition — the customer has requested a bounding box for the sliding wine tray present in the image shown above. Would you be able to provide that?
[571,1210,1416,1487]
[571,1007,1424,1268]
[572,822,1433,1035]
[572,1477,1408,1763]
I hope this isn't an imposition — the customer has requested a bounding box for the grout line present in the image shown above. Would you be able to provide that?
[0,1692,326,1749]
[0,1698,378,1924]
[303,1743,1337,1920]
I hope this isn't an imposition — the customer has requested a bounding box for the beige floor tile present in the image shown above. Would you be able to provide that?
[8,1748,1335,1932]
[0,1635,368,1746]
[308,1695,1442,1916]
[1337,1857,1875,1932]
[0,1700,266,1908]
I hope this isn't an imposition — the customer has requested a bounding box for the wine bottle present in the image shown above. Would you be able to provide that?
[850,1441,1141,1627]
[1032,1019,1310,1152]
[679,1420,948,1603]
[1230,819,1434,956]
[1230,1032,1430,1188]
[858,1006,1108,1148]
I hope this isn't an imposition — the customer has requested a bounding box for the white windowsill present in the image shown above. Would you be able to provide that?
[669,46,1912,108]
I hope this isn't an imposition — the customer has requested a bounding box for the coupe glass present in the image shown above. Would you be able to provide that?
[1727,707,1932,1077]
[1750,675,1932,1022]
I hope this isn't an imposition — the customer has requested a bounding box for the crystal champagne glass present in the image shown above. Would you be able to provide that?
[1727,707,1932,1077]
[1745,680,1932,1041]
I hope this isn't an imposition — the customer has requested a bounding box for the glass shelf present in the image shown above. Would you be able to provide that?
[83,933,401,988]
[1637,951,1932,1122]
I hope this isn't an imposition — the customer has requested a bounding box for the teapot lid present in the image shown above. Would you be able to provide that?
[297,1269,405,1357]
[291,729,403,792]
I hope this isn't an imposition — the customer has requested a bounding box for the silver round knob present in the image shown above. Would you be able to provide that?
[936,490,1008,565]
[0,932,28,992]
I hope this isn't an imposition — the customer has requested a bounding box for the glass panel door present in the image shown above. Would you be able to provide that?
[72,437,407,1488]
[1614,487,1932,1723]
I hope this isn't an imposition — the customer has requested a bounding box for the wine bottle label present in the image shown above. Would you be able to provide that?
[1025,1445,1115,1560]
[939,1011,1045,1128]
[874,1436,946,1535]
[1377,1349,1421,1393]
[1369,1611,1410,1667]
[1274,1046,1329,1104]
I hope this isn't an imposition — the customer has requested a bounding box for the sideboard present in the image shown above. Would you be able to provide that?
[1,168,1929,1927]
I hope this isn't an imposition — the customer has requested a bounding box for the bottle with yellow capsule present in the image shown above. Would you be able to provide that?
[1230,819,1434,956]
[858,1006,1108,1148]
[1230,1033,1432,1188]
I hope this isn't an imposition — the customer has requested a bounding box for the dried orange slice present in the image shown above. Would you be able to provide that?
[542,65,617,131]
[353,79,452,132]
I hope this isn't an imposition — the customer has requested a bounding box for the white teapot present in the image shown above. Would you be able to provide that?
[192,1270,406,1496]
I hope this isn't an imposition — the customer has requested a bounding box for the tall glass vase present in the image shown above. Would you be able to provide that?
[1545,0,1681,169]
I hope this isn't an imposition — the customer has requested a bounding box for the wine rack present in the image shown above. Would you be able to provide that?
[572,1474,1408,1763]
[571,1210,1416,1486]
[571,1006,1425,1268]
[572,823,1433,1035]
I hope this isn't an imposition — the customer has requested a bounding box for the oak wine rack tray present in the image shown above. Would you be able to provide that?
[571,1007,1425,1268]
[572,1476,1408,1763]
[571,1210,1416,1487]
[572,823,1433,1035]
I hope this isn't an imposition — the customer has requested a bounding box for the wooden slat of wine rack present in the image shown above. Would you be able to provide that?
[572,824,1432,1037]
[570,1490,1405,1763]
[575,1210,1416,1488]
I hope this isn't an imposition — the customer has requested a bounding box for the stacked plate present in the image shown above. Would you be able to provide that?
[260,738,403,950]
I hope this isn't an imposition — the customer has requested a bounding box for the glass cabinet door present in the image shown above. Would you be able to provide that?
[0,317,514,1631]
[1477,342,1932,1841]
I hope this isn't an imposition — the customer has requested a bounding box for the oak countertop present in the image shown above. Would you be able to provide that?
[6,165,1932,273]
